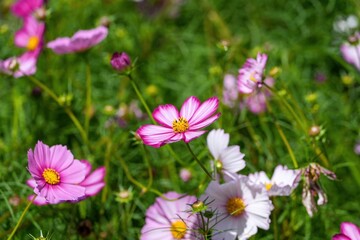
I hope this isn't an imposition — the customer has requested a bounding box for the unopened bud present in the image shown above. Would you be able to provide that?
[309,125,321,137]
[110,52,131,72]
[191,200,207,212]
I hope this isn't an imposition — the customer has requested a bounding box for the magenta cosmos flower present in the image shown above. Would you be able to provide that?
[0,50,39,78]
[111,52,131,72]
[333,222,360,240]
[15,16,45,52]
[137,96,221,148]
[141,192,197,240]
[238,53,268,94]
[27,141,88,204]
[26,160,105,205]
[47,26,108,54]
[11,0,44,18]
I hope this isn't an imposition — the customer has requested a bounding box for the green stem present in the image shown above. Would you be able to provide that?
[84,64,92,136]
[7,195,36,240]
[274,120,298,168]
[185,143,213,179]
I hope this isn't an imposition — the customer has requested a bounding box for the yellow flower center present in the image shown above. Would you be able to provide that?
[215,160,223,171]
[226,197,245,217]
[42,168,60,185]
[249,72,257,82]
[170,220,187,239]
[172,117,189,133]
[27,36,40,51]
[265,183,273,191]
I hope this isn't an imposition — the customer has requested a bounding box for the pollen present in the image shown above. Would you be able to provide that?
[27,36,40,51]
[170,220,187,239]
[226,197,245,217]
[172,117,189,133]
[42,168,60,185]
[265,183,273,191]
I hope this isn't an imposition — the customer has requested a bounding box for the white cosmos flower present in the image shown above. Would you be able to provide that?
[202,176,273,240]
[248,165,301,196]
[207,129,246,179]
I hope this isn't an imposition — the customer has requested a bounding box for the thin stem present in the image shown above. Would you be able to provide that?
[185,143,213,179]
[84,64,92,136]
[101,138,113,203]
[141,145,153,190]
[7,195,36,240]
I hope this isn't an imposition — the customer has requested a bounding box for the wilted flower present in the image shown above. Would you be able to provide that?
[244,77,274,114]
[300,163,336,217]
[15,16,45,51]
[47,26,108,54]
[11,0,44,18]
[223,74,238,108]
[203,176,273,240]
[137,96,220,148]
[207,129,245,179]
[111,52,131,72]
[0,51,39,78]
[238,53,268,94]
[332,222,360,240]
[248,165,301,196]
[141,192,197,240]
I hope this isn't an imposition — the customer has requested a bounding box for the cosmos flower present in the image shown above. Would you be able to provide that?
[111,52,131,72]
[238,53,268,94]
[223,74,238,108]
[340,33,360,71]
[15,16,45,52]
[248,165,301,196]
[203,177,273,240]
[27,141,88,204]
[11,0,44,18]
[26,160,105,205]
[300,163,337,217]
[207,129,245,179]
[0,50,39,78]
[47,26,108,54]
[141,192,197,240]
[333,222,360,240]
[137,96,221,148]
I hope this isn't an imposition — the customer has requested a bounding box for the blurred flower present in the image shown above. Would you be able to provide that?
[47,26,108,54]
[207,129,245,179]
[0,50,39,78]
[333,222,360,240]
[248,165,301,196]
[116,187,134,203]
[11,0,44,18]
[334,15,358,34]
[238,53,268,94]
[300,163,336,217]
[15,16,45,51]
[203,176,273,240]
[308,125,321,137]
[340,33,360,71]
[244,77,274,114]
[9,195,21,206]
[27,141,88,204]
[136,0,185,19]
[354,141,360,155]
[137,96,220,148]
[111,52,131,72]
[145,84,159,97]
[223,74,238,108]
[342,74,354,85]
[314,71,327,83]
[179,168,192,182]
[141,191,197,240]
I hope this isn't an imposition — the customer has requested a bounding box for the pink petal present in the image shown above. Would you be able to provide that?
[153,104,179,127]
[189,113,220,130]
[28,194,50,206]
[14,30,29,48]
[26,178,37,188]
[340,222,360,240]
[51,183,86,202]
[183,130,206,143]
[47,38,72,54]
[84,182,105,196]
[180,96,201,120]
[81,167,105,186]
[49,144,74,172]
[60,160,87,184]
[332,234,351,240]
[137,125,178,148]
[79,160,92,176]
[188,97,219,126]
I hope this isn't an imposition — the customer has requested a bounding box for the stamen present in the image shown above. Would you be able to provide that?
[265,183,272,191]
[42,168,60,185]
[170,220,187,239]
[226,197,245,217]
[172,117,189,133]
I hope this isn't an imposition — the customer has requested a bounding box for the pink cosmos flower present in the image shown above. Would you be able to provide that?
[333,222,360,240]
[15,16,45,52]
[26,160,105,205]
[223,74,238,108]
[141,192,198,240]
[179,168,192,182]
[137,96,221,148]
[203,176,273,240]
[11,0,44,18]
[238,53,268,94]
[244,77,274,114]
[0,50,39,78]
[341,43,360,71]
[47,26,108,54]
[248,165,301,196]
[27,141,88,204]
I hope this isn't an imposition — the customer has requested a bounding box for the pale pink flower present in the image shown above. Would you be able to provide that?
[47,26,108,54]
[340,33,360,71]
[179,168,192,182]
[354,141,360,155]
[207,129,245,179]
[203,176,273,240]
[248,165,301,196]
[27,141,88,204]
[137,96,221,148]
[223,74,238,107]
[244,76,274,114]
[0,50,39,78]
[333,222,360,240]
[11,0,44,18]
[238,53,268,94]
[14,16,45,52]
[141,192,198,240]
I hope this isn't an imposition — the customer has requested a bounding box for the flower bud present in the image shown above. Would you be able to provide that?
[110,52,131,72]
[191,200,207,213]
[308,125,321,137]
[179,168,192,182]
